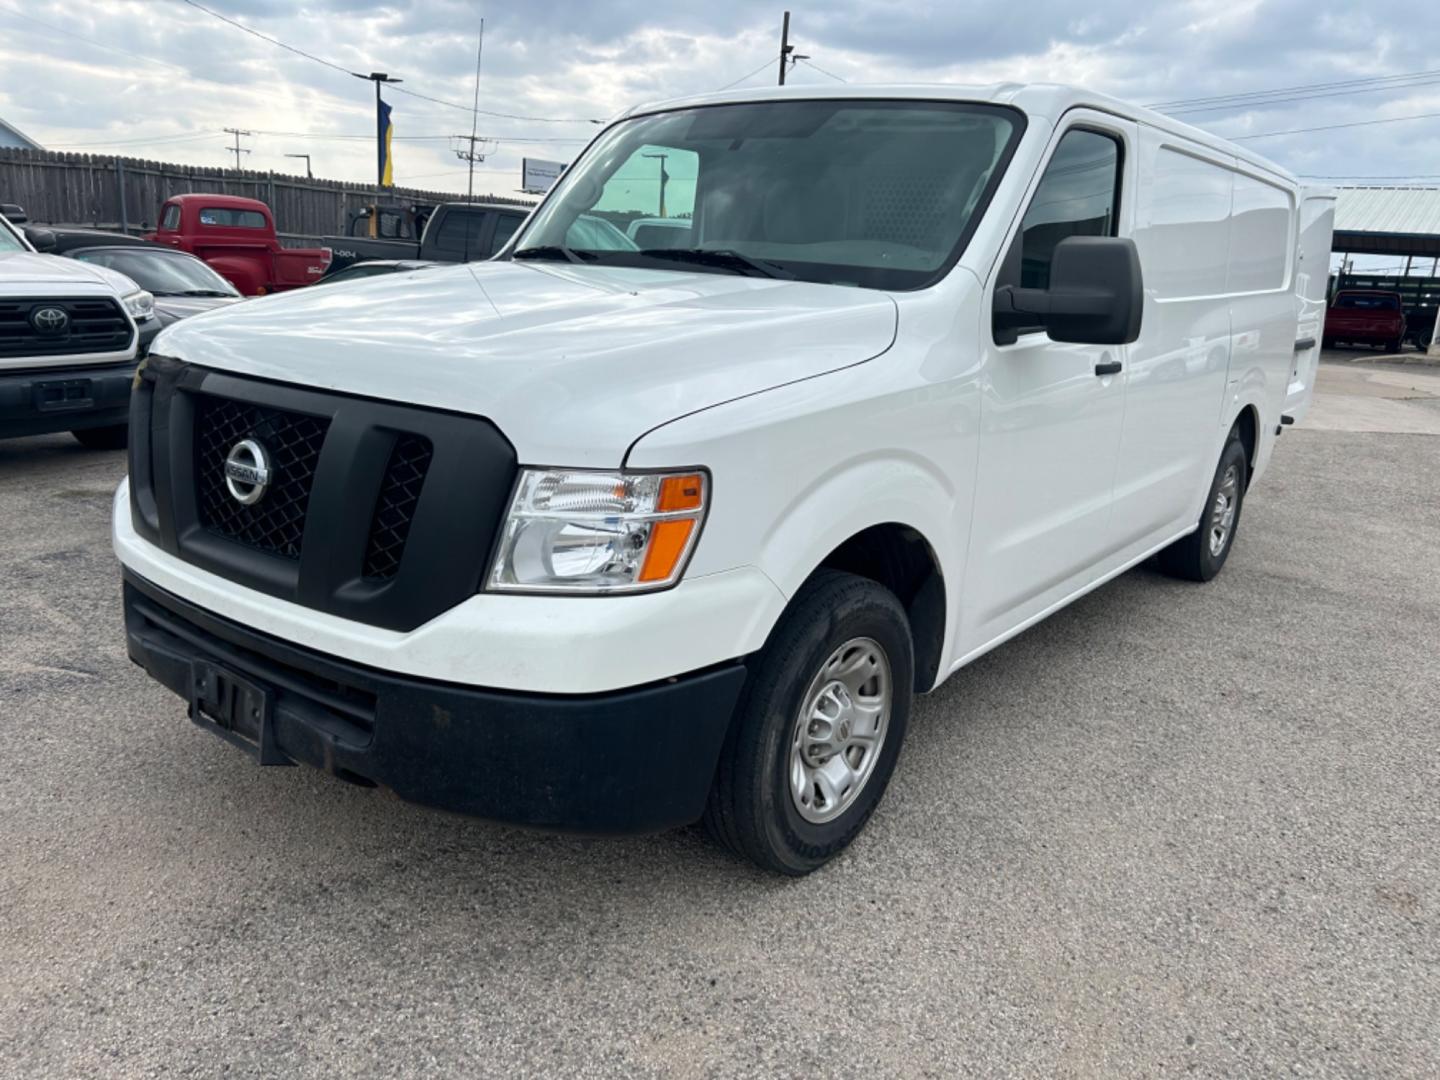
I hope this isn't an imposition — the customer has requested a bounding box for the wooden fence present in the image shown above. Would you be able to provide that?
[0,148,533,246]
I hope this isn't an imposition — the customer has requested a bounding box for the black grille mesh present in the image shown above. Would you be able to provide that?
[0,297,133,358]
[194,395,329,559]
[362,435,433,580]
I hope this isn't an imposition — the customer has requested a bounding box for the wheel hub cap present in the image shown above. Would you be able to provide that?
[789,637,892,824]
[1209,464,1240,557]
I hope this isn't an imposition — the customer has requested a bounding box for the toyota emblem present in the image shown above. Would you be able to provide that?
[30,306,69,335]
[223,438,273,505]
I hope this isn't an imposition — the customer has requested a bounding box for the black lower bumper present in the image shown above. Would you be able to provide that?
[0,360,136,438]
[123,571,747,834]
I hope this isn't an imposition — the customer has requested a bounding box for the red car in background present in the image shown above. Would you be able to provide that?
[1323,289,1408,353]
[146,194,330,296]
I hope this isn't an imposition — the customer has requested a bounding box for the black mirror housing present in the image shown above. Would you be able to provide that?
[25,227,57,252]
[995,236,1144,346]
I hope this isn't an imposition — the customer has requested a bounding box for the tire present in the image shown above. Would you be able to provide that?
[1385,337,1402,354]
[1155,430,1248,582]
[703,570,914,875]
[1321,336,1334,350]
[71,424,128,450]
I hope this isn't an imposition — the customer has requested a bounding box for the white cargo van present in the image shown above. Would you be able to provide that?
[0,209,157,447]
[113,84,1334,873]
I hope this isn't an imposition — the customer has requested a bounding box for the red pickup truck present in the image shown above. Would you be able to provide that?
[1324,289,1408,353]
[146,195,331,296]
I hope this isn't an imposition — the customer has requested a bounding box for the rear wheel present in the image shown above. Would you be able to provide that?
[1155,430,1248,582]
[1385,337,1402,354]
[71,424,128,451]
[703,570,913,875]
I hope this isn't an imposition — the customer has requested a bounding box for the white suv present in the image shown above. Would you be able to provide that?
[113,85,1331,873]
[0,209,156,448]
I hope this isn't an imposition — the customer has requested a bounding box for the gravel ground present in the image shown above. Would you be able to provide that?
[1,368,1437,1078]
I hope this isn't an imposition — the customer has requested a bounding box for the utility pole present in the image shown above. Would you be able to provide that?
[223,128,251,170]
[284,153,313,179]
[643,152,670,217]
[465,20,485,202]
[778,11,791,85]
[776,11,808,85]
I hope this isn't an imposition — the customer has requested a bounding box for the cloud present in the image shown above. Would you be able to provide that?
[0,0,1436,206]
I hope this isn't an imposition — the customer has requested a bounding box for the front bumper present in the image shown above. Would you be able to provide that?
[0,360,136,438]
[124,570,748,834]
[113,478,786,694]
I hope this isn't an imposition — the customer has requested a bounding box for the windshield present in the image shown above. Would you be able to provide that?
[74,248,240,296]
[514,99,1022,290]
[0,217,26,253]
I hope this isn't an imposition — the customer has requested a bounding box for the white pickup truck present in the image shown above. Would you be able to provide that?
[113,84,1333,874]
[0,208,157,447]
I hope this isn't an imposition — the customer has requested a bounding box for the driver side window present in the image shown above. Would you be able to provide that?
[997,128,1122,338]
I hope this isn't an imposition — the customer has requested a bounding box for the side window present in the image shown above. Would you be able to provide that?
[1013,129,1122,292]
[487,214,521,256]
[432,210,488,256]
[160,205,181,231]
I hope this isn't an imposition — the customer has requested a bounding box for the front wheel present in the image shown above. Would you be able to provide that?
[71,424,128,450]
[703,570,914,875]
[1155,431,1248,582]
[1385,337,1403,354]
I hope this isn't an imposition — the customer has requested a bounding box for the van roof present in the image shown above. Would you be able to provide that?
[619,82,1298,187]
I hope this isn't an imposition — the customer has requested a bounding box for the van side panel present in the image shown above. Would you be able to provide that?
[1222,168,1298,490]
[1109,132,1236,549]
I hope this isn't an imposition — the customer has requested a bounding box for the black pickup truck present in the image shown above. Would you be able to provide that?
[320,201,530,276]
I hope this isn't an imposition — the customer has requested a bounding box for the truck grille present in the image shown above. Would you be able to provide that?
[194,395,330,560]
[362,434,433,580]
[0,297,133,358]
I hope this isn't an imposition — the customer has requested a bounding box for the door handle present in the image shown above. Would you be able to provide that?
[1094,361,1123,376]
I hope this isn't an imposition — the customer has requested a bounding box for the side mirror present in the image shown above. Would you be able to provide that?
[25,227,57,252]
[995,236,1143,346]
[0,202,27,224]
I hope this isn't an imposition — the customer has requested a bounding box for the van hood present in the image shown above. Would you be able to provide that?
[0,250,136,294]
[155,260,899,465]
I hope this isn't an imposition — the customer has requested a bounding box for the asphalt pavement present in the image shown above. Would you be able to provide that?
[1,358,1437,1078]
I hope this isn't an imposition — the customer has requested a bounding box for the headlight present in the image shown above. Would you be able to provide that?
[487,468,708,594]
[123,289,155,322]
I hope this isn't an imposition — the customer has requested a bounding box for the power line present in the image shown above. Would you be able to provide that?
[714,59,776,92]
[1,2,190,73]
[1166,74,1440,116]
[178,0,603,125]
[1148,65,1440,110]
[1230,110,1440,140]
[48,131,217,149]
[797,58,846,83]
[179,0,355,76]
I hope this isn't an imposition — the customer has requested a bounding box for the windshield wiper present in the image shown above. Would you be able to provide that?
[513,244,593,265]
[178,289,235,297]
[636,248,794,280]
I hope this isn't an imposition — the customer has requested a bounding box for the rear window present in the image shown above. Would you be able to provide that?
[431,210,488,256]
[198,208,267,229]
[1335,293,1400,310]
[160,204,181,231]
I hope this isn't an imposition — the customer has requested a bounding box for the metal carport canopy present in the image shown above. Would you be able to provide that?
[1332,186,1440,258]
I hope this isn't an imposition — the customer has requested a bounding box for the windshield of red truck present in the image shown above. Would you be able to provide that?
[513,100,1024,291]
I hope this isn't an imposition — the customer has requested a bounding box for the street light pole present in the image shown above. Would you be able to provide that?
[643,152,669,217]
[284,153,313,180]
[354,71,402,215]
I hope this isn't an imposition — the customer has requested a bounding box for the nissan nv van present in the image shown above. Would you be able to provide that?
[114,84,1334,873]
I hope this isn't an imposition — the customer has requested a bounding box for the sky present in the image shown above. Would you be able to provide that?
[2,0,1439,273]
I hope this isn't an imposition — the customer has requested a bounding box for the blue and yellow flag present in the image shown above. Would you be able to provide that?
[377,97,394,187]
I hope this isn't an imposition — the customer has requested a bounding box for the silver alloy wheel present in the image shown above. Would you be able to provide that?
[1209,463,1240,557]
[789,637,892,824]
